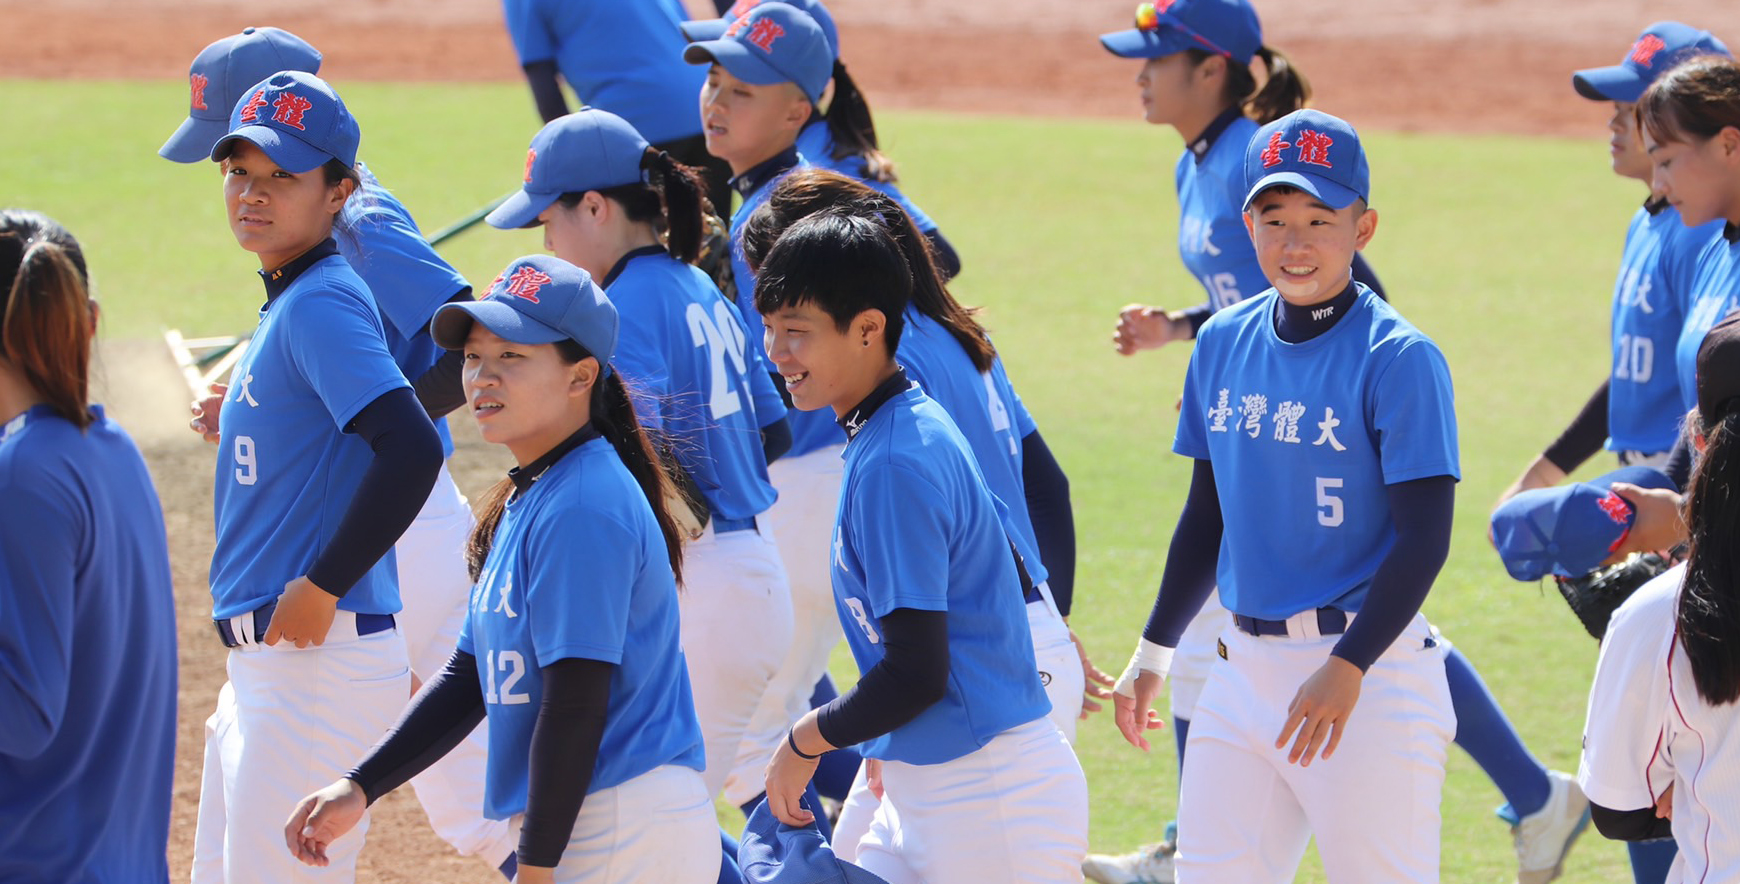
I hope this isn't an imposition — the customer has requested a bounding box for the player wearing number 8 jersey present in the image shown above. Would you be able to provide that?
[1114,110,1459,883]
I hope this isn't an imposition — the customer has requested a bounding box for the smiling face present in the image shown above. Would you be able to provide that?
[1644,124,1740,227]
[462,324,596,466]
[699,64,811,175]
[221,141,352,271]
[761,299,889,418]
[1242,187,1379,306]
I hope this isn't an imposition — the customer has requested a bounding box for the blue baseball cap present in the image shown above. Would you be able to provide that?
[682,0,840,59]
[210,71,359,173]
[486,109,651,230]
[431,255,619,376]
[1100,0,1262,65]
[683,2,832,106]
[1242,109,1370,211]
[160,27,322,164]
[1490,466,1678,581]
[1574,22,1731,103]
[738,803,888,884]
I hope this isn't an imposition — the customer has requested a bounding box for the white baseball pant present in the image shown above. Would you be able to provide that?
[537,765,716,884]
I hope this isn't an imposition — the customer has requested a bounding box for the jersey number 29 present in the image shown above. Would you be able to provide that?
[687,301,749,420]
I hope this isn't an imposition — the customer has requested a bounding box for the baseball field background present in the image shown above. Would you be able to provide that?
[2,0,1730,880]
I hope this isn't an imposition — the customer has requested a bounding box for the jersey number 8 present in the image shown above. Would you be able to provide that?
[686,301,749,420]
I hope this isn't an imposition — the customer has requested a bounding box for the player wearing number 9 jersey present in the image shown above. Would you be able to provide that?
[196,71,444,883]
[1114,110,1459,883]
[289,256,715,883]
[486,108,796,809]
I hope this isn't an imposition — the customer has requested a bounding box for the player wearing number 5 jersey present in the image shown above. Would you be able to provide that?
[1114,110,1458,883]
[196,71,444,883]
[486,109,796,813]
[289,256,715,884]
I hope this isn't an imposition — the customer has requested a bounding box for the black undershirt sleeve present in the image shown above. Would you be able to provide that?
[306,388,443,596]
[347,649,486,803]
[1142,458,1224,647]
[815,608,950,748]
[1591,802,1674,841]
[1543,380,1611,474]
[1021,429,1076,616]
[761,415,793,464]
[1182,303,1214,338]
[924,229,962,281]
[519,658,614,868]
[1351,252,1387,302]
[410,289,473,419]
[522,60,571,124]
[1329,476,1456,671]
[1665,432,1694,491]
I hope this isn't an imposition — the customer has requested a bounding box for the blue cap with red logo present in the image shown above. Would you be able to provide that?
[683,0,840,59]
[210,71,359,173]
[1574,22,1731,103]
[1242,109,1370,212]
[486,109,651,230]
[160,27,323,164]
[738,803,888,884]
[683,2,833,106]
[1489,466,1677,581]
[1100,0,1262,65]
[431,255,619,376]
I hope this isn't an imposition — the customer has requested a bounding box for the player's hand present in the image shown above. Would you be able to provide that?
[865,758,885,801]
[1493,456,1566,512]
[516,864,556,884]
[1070,630,1117,718]
[285,778,365,866]
[1656,783,1674,820]
[765,715,828,827]
[1114,304,1186,355]
[265,576,340,648]
[1112,670,1167,751]
[1609,482,1687,559]
[1275,656,1363,766]
[190,383,227,444]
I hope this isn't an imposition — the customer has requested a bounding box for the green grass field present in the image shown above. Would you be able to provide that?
[3,78,1642,881]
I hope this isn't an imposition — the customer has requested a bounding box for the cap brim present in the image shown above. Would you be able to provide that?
[1590,465,1677,494]
[680,19,729,44]
[486,188,562,230]
[211,127,330,174]
[160,114,232,163]
[1572,66,1647,103]
[1242,172,1362,212]
[431,300,568,350]
[1099,27,1195,59]
[1489,492,1558,581]
[683,40,788,86]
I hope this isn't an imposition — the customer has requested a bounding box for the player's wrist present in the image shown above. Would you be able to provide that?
[1112,639,1173,698]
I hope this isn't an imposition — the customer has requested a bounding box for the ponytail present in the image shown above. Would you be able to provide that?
[0,210,94,431]
[587,148,710,266]
[1680,407,1740,705]
[823,62,897,183]
[1187,45,1312,125]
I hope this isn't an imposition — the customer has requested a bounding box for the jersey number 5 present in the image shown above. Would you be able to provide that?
[687,301,749,420]
[1316,477,1344,528]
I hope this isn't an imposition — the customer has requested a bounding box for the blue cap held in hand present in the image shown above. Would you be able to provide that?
[739,801,888,884]
[161,27,323,163]
[487,108,651,230]
[431,255,619,377]
[1490,466,1678,581]
[211,71,359,173]
[1242,109,1370,212]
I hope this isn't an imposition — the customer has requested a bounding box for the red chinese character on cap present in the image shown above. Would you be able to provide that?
[747,17,786,52]
[1260,131,1292,168]
[271,93,313,131]
[503,266,553,304]
[238,90,269,123]
[523,148,537,184]
[1295,130,1334,167]
[190,74,209,111]
[1596,492,1632,525]
[1631,35,1667,66]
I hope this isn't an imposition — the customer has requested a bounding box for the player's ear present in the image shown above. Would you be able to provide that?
[1242,209,1256,239]
[785,86,813,128]
[1353,206,1379,250]
[1193,53,1227,87]
[853,308,886,351]
[583,191,609,219]
[326,176,357,214]
[1718,126,1740,163]
[570,355,600,397]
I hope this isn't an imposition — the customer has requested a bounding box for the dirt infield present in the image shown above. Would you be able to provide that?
[21,0,1734,880]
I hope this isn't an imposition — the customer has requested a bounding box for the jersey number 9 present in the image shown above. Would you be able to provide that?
[234,435,258,486]
[687,301,750,420]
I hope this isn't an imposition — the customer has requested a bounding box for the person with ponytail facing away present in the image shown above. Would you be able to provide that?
[288,256,716,884]
[0,212,177,882]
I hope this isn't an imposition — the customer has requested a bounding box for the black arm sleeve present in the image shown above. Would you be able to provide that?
[1543,380,1611,474]
[410,289,473,419]
[711,0,736,14]
[815,608,949,749]
[522,60,571,124]
[762,415,793,465]
[1021,429,1076,616]
[1351,252,1387,302]
[924,229,962,281]
[348,649,486,803]
[305,388,443,596]
[1329,475,1455,671]
[1591,802,1674,842]
[1182,303,1214,338]
[1665,431,1694,491]
[1142,458,1224,646]
[519,658,615,868]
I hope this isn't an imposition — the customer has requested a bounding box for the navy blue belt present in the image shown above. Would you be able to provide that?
[215,600,395,648]
[711,513,759,534]
[1024,582,1043,605]
[1233,607,1347,638]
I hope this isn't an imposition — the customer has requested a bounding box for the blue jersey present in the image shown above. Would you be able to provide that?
[501,0,705,145]
[1174,286,1460,619]
[1609,204,1718,452]
[731,153,842,458]
[211,251,410,619]
[1176,115,1270,311]
[1676,233,1740,413]
[795,121,939,234]
[342,163,471,458]
[896,310,1047,585]
[609,247,784,520]
[458,436,704,819]
[832,382,1051,765]
[0,406,176,882]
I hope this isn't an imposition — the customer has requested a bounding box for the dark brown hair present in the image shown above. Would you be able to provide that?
[820,61,897,183]
[1185,46,1311,125]
[1680,403,1740,705]
[0,210,94,430]
[1640,54,1740,147]
[562,148,711,265]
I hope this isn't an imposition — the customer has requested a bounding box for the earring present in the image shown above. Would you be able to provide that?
[862,340,870,347]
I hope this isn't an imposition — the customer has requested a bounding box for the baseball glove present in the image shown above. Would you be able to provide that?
[1555,552,1671,641]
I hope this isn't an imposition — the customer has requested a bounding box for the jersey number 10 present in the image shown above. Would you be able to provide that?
[687,301,749,420]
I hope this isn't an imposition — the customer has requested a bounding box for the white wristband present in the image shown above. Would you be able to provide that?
[1112,639,1174,699]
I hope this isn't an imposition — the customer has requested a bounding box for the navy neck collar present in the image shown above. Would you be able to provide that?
[838,367,910,441]
[508,423,602,494]
[731,145,800,199]
[1273,279,1359,344]
[259,238,339,302]
[1188,108,1246,163]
